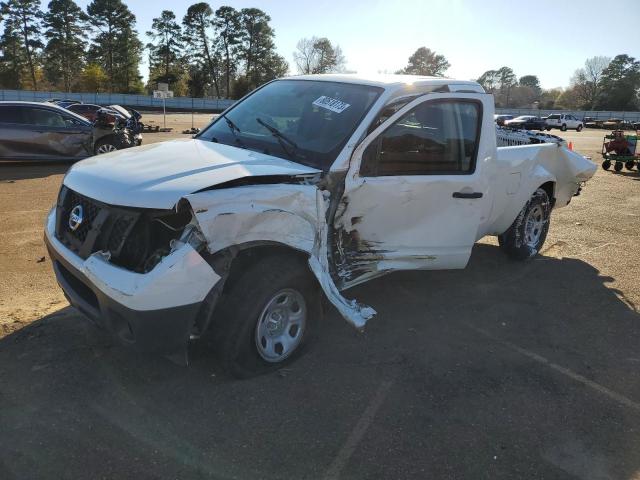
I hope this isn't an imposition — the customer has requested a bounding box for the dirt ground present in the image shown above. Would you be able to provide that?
[1,117,640,479]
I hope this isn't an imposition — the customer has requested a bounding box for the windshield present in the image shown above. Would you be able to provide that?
[197,79,383,170]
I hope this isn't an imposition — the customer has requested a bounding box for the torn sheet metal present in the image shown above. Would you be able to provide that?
[186,184,377,329]
[309,189,376,329]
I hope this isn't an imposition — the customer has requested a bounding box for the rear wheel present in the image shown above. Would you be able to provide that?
[614,162,623,172]
[625,160,635,171]
[602,160,611,170]
[209,254,320,378]
[561,124,567,131]
[499,188,551,260]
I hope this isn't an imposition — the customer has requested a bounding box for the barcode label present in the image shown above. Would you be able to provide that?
[312,96,351,113]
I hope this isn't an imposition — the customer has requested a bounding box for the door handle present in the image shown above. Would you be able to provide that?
[452,191,483,199]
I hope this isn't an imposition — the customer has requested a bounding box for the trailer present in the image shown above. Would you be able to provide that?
[601,130,640,172]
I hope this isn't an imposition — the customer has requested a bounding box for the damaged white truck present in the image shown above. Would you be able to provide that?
[44,74,596,376]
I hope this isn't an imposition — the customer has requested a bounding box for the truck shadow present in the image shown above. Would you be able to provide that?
[1,243,639,479]
[0,162,72,181]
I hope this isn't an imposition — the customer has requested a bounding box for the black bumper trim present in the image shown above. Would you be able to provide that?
[45,234,200,364]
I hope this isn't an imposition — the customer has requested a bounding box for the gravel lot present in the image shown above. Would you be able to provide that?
[1,117,639,479]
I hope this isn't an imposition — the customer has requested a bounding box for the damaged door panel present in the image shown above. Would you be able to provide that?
[333,93,494,288]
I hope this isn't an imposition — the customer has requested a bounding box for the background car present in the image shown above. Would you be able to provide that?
[546,113,583,131]
[0,101,93,161]
[0,101,141,160]
[494,114,514,126]
[66,103,111,123]
[54,99,82,109]
[504,115,546,130]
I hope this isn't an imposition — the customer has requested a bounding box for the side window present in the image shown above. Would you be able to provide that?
[361,100,481,176]
[24,108,67,127]
[0,106,27,124]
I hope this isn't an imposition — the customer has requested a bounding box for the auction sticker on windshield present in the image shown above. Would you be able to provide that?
[313,96,351,113]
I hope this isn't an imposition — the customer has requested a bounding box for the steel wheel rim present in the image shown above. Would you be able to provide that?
[524,204,545,247]
[97,144,117,154]
[255,288,307,363]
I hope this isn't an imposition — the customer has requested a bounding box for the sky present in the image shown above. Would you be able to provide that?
[60,0,640,89]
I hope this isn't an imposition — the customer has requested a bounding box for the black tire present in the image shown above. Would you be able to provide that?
[625,161,635,171]
[498,188,551,260]
[546,127,552,131]
[602,160,611,170]
[576,124,583,132]
[561,124,567,131]
[209,254,320,379]
[614,162,623,172]
[94,137,119,155]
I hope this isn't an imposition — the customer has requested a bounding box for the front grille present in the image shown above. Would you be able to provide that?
[55,186,141,261]
[64,190,100,243]
[54,187,191,272]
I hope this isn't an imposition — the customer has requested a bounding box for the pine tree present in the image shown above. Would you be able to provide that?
[43,0,87,92]
[213,6,241,98]
[1,0,43,90]
[182,2,221,97]
[238,8,285,91]
[595,54,640,110]
[0,12,25,88]
[398,47,449,77]
[86,0,143,93]
[146,10,183,87]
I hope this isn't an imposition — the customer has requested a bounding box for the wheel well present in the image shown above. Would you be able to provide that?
[539,181,555,202]
[95,134,116,146]
[222,243,310,293]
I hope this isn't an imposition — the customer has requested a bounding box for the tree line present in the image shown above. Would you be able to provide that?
[391,47,640,111]
[1,1,639,110]
[0,0,288,99]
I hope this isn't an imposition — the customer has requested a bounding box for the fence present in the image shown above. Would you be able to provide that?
[3,89,638,121]
[0,89,235,112]
[496,108,640,123]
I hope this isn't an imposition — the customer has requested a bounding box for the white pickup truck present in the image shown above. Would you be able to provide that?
[44,74,596,376]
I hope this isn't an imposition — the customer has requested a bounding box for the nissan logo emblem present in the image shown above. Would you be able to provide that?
[68,205,84,231]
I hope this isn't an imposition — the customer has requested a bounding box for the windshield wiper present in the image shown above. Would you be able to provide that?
[256,117,298,159]
[221,114,247,149]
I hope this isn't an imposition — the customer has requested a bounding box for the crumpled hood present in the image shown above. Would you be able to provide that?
[63,139,321,209]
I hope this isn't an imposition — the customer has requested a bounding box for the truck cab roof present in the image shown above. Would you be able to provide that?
[287,73,485,95]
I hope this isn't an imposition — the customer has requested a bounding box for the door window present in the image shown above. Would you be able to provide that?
[0,106,27,124]
[361,100,481,176]
[24,108,67,127]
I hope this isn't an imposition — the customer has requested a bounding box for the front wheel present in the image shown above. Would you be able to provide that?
[209,254,320,378]
[602,159,611,170]
[614,162,623,172]
[576,124,583,132]
[625,161,635,171]
[498,188,551,260]
[561,124,567,131]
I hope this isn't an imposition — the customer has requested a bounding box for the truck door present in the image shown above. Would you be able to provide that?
[334,93,494,287]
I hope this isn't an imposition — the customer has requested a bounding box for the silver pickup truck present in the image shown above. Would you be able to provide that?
[44,74,596,377]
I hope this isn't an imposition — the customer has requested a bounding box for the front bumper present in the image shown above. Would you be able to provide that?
[44,207,220,363]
